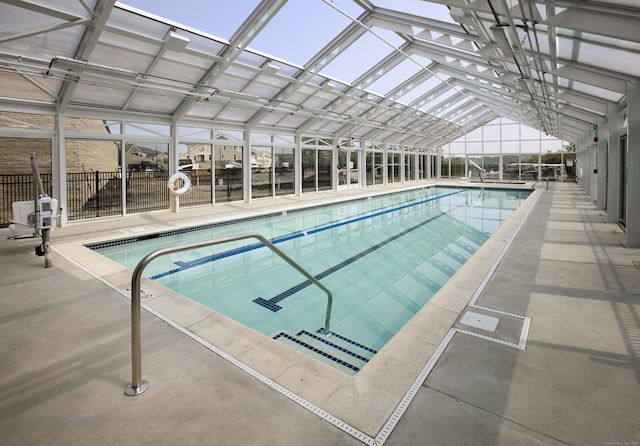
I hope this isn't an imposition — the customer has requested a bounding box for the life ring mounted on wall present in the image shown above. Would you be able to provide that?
[167,172,191,195]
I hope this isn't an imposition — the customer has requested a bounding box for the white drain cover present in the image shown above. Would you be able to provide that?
[460,311,499,332]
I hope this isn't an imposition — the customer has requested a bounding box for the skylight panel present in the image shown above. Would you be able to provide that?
[575,41,640,78]
[1,3,85,59]
[120,0,261,40]
[321,28,403,84]
[371,0,456,24]
[396,79,435,105]
[249,0,362,66]
[420,86,458,112]
[366,58,427,96]
[570,81,625,103]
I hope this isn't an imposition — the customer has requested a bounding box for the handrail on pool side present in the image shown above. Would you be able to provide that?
[125,232,334,396]
[532,176,549,190]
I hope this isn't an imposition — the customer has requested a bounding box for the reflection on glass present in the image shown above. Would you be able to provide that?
[252,146,273,199]
[302,148,316,193]
[215,143,243,203]
[66,138,118,220]
[274,147,294,196]
[318,149,332,191]
[124,142,168,214]
[180,144,213,207]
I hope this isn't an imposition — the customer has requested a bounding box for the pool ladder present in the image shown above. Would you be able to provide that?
[125,232,334,396]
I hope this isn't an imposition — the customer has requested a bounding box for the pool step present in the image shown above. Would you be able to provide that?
[273,328,377,374]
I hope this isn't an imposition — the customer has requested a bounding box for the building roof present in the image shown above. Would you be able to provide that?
[1,0,638,147]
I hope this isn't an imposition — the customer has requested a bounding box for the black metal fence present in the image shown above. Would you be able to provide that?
[2,169,243,226]
[67,170,173,220]
[0,174,52,227]
[67,171,122,220]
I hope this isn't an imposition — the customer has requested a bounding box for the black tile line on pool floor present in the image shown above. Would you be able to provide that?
[272,331,363,372]
[145,189,465,281]
[297,330,372,363]
[317,327,378,354]
[253,200,471,312]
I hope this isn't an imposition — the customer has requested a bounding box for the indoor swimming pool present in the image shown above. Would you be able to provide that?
[89,186,530,374]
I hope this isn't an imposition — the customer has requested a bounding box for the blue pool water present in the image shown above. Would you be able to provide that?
[90,186,530,373]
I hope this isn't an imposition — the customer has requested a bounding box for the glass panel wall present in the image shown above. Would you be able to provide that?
[440,118,568,181]
[302,137,333,193]
[467,155,483,180]
[365,142,384,186]
[302,148,317,193]
[338,150,348,186]
[405,149,415,181]
[180,143,212,207]
[66,138,122,220]
[124,142,169,214]
[251,145,273,199]
[349,148,359,187]
[274,146,294,196]
[0,112,54,226]
[388,145,401,183]
[418,154,427,179]
[337,147,360,188]
[318,149,332,191]
[214,142,243,202]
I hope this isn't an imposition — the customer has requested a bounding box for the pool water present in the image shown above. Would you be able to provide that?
[91,186,530,373]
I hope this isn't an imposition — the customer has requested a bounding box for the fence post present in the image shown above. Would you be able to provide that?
[95,170,100,218]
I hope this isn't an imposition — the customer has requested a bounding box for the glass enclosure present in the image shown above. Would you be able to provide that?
[441,118,570,181]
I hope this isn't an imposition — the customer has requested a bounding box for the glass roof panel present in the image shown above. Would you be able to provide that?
[419,86,458,112]
[187,101,226,120]
[371,0,456,24]
[119,0,261,41]
[0,3,86,60]
[127,92,184,114]
[575,42,640,78]
[579,32,640,51]
[42,0,98,13]
[321,27,404,84]
[413,74,451,97]
[0,4,68,35]
[396,76,441,105]
[8,26,84,61]
[596,0,640,6]
[569,81,624,103]
[0,73,59,103]
[249,0,362,66]
[366,57,431,97]
[90,40,155,73]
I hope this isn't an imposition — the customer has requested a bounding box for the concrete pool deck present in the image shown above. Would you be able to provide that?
[1,181,639,445]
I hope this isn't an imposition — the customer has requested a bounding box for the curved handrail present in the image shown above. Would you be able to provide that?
[125,232,334,396]
[532,176,549,190]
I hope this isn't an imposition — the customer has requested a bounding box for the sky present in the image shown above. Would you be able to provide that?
[119,0,454,66]
[120,0,358,65]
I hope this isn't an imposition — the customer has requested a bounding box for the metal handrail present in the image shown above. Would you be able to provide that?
[532,176,549,190]
[125,232,334,396]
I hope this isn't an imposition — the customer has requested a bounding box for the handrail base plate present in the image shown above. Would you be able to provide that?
[124,380,149,397]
